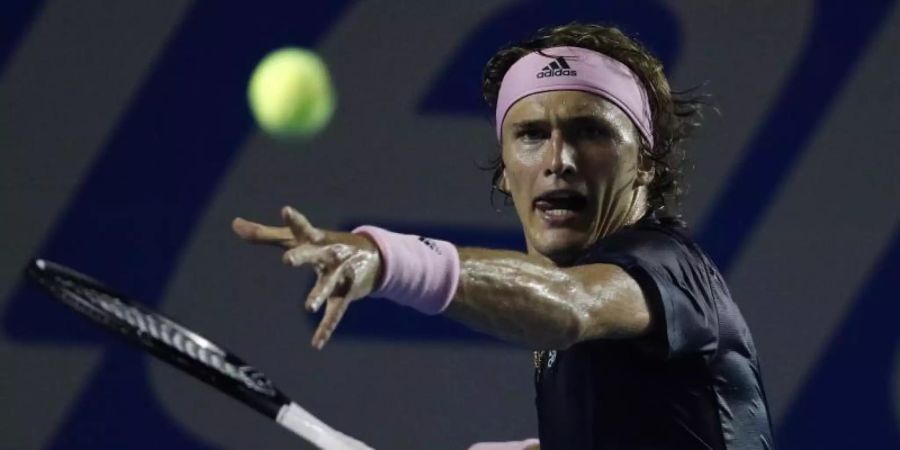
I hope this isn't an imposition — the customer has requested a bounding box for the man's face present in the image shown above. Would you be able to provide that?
[499,90,650,264]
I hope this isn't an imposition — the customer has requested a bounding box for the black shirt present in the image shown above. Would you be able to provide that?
[534,214,775,450]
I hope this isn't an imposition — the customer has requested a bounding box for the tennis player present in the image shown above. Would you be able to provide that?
[234,23,776,450]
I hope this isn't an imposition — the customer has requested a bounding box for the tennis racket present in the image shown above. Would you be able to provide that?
[26,258,373,450]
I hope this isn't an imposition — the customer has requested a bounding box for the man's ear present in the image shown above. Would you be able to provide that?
[635,153,655,187]
[497,169,511,194]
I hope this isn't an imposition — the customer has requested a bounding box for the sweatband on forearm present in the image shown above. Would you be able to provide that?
[351,225,460,315]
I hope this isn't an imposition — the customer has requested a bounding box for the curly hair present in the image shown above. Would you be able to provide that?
[482,22,705,219]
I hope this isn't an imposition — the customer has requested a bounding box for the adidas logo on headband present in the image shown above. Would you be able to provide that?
[536,56,577,78]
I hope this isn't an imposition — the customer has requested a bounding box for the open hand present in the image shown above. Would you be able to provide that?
[232,206,382,349]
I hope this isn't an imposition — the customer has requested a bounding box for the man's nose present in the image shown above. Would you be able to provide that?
[545,129,577,177]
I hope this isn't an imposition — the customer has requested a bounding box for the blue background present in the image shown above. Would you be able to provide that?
[2,1,897,448]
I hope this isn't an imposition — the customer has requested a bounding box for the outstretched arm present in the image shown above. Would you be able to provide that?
[447,247,651,349]
[233,207,650,350]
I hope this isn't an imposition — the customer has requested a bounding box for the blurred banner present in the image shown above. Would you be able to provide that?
[1,1,898,449]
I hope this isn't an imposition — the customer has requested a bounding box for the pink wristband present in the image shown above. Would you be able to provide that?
[351,225,460,315]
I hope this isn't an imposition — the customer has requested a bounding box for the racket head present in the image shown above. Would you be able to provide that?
[26,258,290,419]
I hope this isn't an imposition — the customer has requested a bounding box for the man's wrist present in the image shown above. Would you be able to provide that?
[351,225,460,315]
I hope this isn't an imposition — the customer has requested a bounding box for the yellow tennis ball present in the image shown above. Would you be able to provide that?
[247,48,336,138]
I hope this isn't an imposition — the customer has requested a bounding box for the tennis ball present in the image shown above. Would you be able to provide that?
[247,47,335,138]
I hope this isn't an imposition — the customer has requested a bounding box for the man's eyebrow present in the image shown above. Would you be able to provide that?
[563,115,623,136]
[509,115,625,138]
[563,114,615,126]
[510,119,549,129]
[512,115,616,126]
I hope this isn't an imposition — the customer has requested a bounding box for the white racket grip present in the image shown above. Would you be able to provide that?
[276,402,374,450]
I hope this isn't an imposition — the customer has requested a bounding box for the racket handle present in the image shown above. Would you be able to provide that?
[276,402,374,450]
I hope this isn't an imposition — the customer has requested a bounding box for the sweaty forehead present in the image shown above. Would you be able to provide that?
[505,91,632,127]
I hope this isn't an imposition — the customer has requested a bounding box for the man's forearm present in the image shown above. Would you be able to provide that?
[349,226,650,348]
[444,247,598,349]
[444,246,651,348]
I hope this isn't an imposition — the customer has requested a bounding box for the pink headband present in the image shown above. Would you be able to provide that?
[495,46,653,147]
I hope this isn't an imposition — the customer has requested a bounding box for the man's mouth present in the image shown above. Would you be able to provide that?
[533,189,588,225]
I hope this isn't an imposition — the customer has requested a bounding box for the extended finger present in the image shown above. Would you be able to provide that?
[312,297,349,350]
[282,207,325,244]
[282,244,335,268]
[306,265,346,312]
[232,217,296,248]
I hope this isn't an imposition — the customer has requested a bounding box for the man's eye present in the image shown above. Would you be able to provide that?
[517,128,548,141]
[579,125,609,139]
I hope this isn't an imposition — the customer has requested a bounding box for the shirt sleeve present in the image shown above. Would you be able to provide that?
[579,226,720,361]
